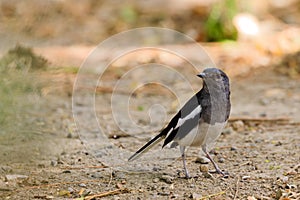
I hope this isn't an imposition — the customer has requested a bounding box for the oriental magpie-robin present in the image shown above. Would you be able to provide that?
[128,68,231,178]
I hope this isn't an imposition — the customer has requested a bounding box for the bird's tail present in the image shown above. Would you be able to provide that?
[128,133,165,161]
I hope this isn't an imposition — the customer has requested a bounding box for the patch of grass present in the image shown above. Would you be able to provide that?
[204,0,238,42]
[0,45,46,127]
[0,44,48,72]
[51,66,79,74]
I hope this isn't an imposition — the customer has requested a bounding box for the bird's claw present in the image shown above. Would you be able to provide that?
[209,169,229,177]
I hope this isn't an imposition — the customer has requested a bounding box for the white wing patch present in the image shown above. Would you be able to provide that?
[175,105,201,129]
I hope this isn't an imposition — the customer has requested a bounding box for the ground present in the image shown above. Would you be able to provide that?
[0,56,299,199]
[0,1,299,198]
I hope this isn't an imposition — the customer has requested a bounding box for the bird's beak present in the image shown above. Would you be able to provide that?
[197,73,205,78]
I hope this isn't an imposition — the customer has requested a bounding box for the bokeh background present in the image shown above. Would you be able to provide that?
[0,0,300,199]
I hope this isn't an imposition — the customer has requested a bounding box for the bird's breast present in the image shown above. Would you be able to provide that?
[175,121,226,147]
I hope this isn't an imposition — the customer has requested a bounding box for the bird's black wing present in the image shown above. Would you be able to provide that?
[128,90,202,161]
[162,91,202,147]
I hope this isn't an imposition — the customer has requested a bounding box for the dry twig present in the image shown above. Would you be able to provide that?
[198,190,226,200]
[84,188,130,200]
[60,165,107,170]
[233,177,240,200]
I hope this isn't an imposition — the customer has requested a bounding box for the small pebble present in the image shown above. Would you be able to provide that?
[68,187,74,194]
[242,175,251,180]
[169,184,174,190]
[90,173,103,178]
[192,192,202,199]
[222,127,234,135]
[203,172,214,179]
[138,188,144,193]
[79,183,87,188]
[199,165,209,173]
[230,146,237,151]
[62,170,71,174]
[50,160,57,167]
[281,176,288,183]
[153,178,159,183]
[195,157,209,164]
[232,120,245,132]
[218,157,225,163]
[160,175,174,184]
[5,174,28,181]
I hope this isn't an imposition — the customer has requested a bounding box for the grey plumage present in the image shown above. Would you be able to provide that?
[128,68,231,178]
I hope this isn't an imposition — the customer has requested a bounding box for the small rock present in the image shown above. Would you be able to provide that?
[199,165,209,173]
[62,170,71,174]
[195,156,210,164]
[192,192,202,199]
[116,183,123,189]
[218,157,225,163]
[5,174,28,181]
[203,172,214,179]
[153,178,159,183]
[242,175,251,180]
[57,160,64,165]
[79,183,87,188]
[230,146,237,151]
[138,188,144,193]
[232,120,245,132]
[160,175,173,184]
[247,196,257,200]
[51,160,57,167]
[68,187,75,194]
[90,173,103,178]
[169,184,174,190]
[281,176,288,183]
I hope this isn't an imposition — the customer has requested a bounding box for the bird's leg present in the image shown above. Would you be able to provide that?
[180,146,190,178]
[202,146,226,176]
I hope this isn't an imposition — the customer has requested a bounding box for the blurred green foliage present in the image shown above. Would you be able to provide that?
[120,5,138,24]
[0,45,45,127]
[0,45,47,72]
[205,0,238,42]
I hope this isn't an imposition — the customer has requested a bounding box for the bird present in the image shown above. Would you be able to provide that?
[128,68,231,178]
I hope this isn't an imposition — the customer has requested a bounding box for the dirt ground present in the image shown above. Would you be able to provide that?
[0,1,300,199]
[0,58,299,200]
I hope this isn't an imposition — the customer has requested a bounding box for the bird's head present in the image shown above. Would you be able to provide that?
[197,68,230,92]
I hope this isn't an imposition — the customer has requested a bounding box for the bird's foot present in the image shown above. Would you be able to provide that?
[209,168,229,178]
[177,169,195,179]
[184,169,191,179]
